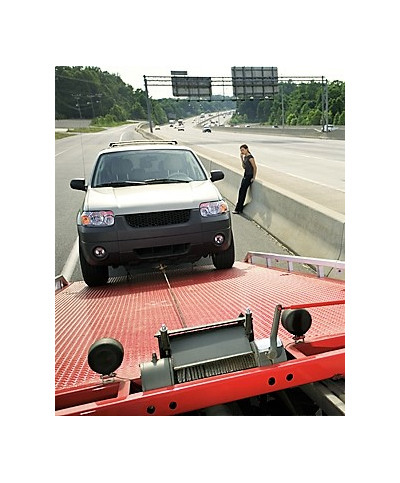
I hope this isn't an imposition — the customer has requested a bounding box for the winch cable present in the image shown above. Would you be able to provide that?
[158,265,187,328]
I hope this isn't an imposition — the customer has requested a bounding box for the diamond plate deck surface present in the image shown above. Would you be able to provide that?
[55,262,345,391]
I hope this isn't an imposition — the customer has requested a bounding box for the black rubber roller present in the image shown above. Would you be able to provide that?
[281,309,312,337]
[88,338,124,375]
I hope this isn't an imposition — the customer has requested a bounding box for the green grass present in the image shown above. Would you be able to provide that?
[55,121,137,140]
[55,131,75,140]
[55,126,106,140]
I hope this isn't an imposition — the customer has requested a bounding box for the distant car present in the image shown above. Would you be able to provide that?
[154,125,160,130]
[177,125,185,131]
[203,126,212,133]
[70,141,234,286]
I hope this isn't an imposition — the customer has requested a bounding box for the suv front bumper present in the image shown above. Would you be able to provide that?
[78,210,232,266]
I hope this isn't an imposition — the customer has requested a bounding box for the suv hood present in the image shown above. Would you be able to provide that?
[84,181,223,214]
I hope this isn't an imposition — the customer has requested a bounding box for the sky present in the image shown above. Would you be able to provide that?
[86,2,348,98]
[48,0,349,98]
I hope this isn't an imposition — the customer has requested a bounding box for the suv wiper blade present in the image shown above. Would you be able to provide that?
[144,178,189,184]
[95,181,146,187]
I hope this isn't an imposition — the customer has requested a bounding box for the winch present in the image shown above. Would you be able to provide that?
[139,306,311,391]
[87,305,313,392]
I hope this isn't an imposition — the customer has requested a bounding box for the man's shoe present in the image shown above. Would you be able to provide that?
[232,210,241,214]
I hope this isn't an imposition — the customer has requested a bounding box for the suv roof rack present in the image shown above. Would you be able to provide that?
[108,140,178,147]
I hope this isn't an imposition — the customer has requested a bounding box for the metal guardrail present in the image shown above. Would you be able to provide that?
[244,252,345,278]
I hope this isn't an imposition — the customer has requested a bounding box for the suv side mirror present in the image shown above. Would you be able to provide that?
[210,170,224,182]
[70,178,87,191]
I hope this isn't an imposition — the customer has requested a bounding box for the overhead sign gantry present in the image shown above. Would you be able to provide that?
[143,67,328,132]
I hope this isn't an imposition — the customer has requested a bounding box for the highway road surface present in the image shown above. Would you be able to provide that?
[55,119,344,281]
[153,116,344,215]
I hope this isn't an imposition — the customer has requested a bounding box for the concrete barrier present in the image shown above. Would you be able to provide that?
[137,125,345,262]
[204,154,344,262]
[244,180,345,261]
[214,125,345,141]
[55,119,92,129]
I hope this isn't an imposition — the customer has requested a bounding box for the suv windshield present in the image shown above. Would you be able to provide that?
[92,149,207,187]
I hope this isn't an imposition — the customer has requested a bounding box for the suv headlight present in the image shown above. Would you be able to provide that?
[80,210,115,226]
[199,201,228,217]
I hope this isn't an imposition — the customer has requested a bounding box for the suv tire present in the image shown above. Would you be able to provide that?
[79,246,109,287]
[212,237,235,270]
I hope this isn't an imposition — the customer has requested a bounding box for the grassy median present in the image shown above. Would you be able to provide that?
[55,127,107,140]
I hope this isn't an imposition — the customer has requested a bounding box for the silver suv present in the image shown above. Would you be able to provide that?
[70,141,235,286]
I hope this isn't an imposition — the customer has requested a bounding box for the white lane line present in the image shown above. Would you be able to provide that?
[61,237,79,281]
[55,147,75,157]
[119,125,135,141]
[259,164,345,192]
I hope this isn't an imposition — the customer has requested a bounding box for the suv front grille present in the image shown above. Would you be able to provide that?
[125,209,191,228]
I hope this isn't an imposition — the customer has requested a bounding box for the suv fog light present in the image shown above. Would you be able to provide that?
[214,234,225,245]
[93,246,107,258]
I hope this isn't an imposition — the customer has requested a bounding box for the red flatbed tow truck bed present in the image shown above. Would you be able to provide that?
[55,253,345,416]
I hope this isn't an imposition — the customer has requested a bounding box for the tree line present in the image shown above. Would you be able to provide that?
[234,79,344,126]
[55,66,344,127]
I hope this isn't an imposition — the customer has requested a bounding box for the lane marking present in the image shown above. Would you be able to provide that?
[55,147,75,157]
[257,163,345,192]
[199,147,344,192]
[58,126,132,280]
[61,237,79,281]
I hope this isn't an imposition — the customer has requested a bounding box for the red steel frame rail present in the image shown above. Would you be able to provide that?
[56,333,344,416]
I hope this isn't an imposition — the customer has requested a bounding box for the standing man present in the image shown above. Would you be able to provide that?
[233,144,257,214]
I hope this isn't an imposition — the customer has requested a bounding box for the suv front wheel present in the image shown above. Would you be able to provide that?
[212,237,235,270]
[79,246,109,287]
